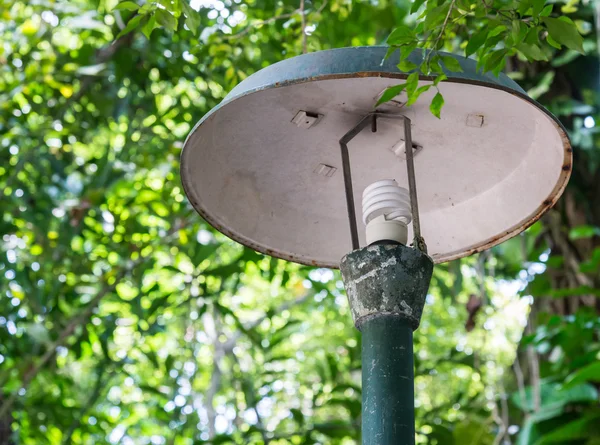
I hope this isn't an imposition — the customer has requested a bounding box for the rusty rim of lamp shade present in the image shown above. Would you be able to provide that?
[180,46,572,269]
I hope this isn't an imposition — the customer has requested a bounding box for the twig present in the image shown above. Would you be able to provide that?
[422,0,456,72]
[491,381,511,445]
[315,0,328,14]
[525,320,541,413]
[546,210,593,289]
[513,355,528,419]
[114,10,126,30]
[477,251,488,304]
[520,233,542,414]
[300,0,307,54]
[429,0,456,52]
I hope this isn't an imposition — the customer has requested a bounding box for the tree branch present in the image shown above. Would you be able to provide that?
[431,0,456,51]
[525,321,541,413]
[300,0,307,54]
[513,355,528,419]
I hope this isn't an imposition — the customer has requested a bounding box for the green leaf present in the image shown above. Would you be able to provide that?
[569,225,600,239]
[561,0,578,14]
[518,0,533,16]
[440,55,463,72]
[484,49,508,74]
[428,55,444,74]
[406,84,431,106]
[517,43,549,61]
[488,25,507,38]
[326,397,361,418]
[517,418,542,445]
[453,418,494,444]
[398,42,418,62]
[375,84,406,106]
[546,33,562,49]
[512,19,522,43]
[116,14,144,38]
[142,13,158,38]
[528,70,555,100]
[430,424,455,444]
[511,382,598,413]
[397,60,418,71]
[535,414,600,444]
[525,26,541,44]
[551,49,580,67]
[114,1,140,11]
[424,4,450,29]
[433,73,447,86]
[387,26,415,45]
[542,16,584,53]
[138,2,156,14]
[466,28,489,57]
[313,421,354,439]
[430,92,444,119]
[290,408,304,425]
[565,362,600,387]
[545,255,564,268]
[405,71,419,94]
[532,0,546,16]
[410,0,426,14]
[580,247,600,273]
[540,4,553,16]
[181,1,201,35]
[156,9,177,31]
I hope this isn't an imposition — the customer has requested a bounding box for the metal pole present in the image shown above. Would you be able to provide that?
[361,315,414,445]
[339,112,433,444]
[340,244,433,445]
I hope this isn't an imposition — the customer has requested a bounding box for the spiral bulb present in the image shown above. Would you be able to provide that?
[362,179,412,245]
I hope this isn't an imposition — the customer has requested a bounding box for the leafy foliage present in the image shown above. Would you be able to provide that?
[381,0,586,116]
[0,0,599,444]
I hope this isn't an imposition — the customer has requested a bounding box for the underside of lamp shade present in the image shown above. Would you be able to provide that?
[181,46,572,268]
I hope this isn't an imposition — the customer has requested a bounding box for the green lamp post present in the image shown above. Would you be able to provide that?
[180,46,571,444]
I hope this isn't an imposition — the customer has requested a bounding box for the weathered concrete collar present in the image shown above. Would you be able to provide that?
[340,244,434,330]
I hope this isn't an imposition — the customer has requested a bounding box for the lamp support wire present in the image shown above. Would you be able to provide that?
[339,112,427,253]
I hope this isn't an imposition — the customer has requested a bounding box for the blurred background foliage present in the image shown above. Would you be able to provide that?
[0,0,599,444]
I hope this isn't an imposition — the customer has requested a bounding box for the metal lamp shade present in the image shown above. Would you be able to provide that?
[181,46,571,268]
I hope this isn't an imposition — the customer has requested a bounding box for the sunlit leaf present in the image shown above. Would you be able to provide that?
[430,91,444,118]
[542,16,584,53]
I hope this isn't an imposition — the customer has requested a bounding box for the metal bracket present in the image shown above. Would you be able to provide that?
[339,112,427,253]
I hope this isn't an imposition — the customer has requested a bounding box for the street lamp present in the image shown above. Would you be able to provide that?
[181,46,571,444]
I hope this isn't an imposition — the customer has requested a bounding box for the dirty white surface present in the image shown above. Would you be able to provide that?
[181,76,570,267]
